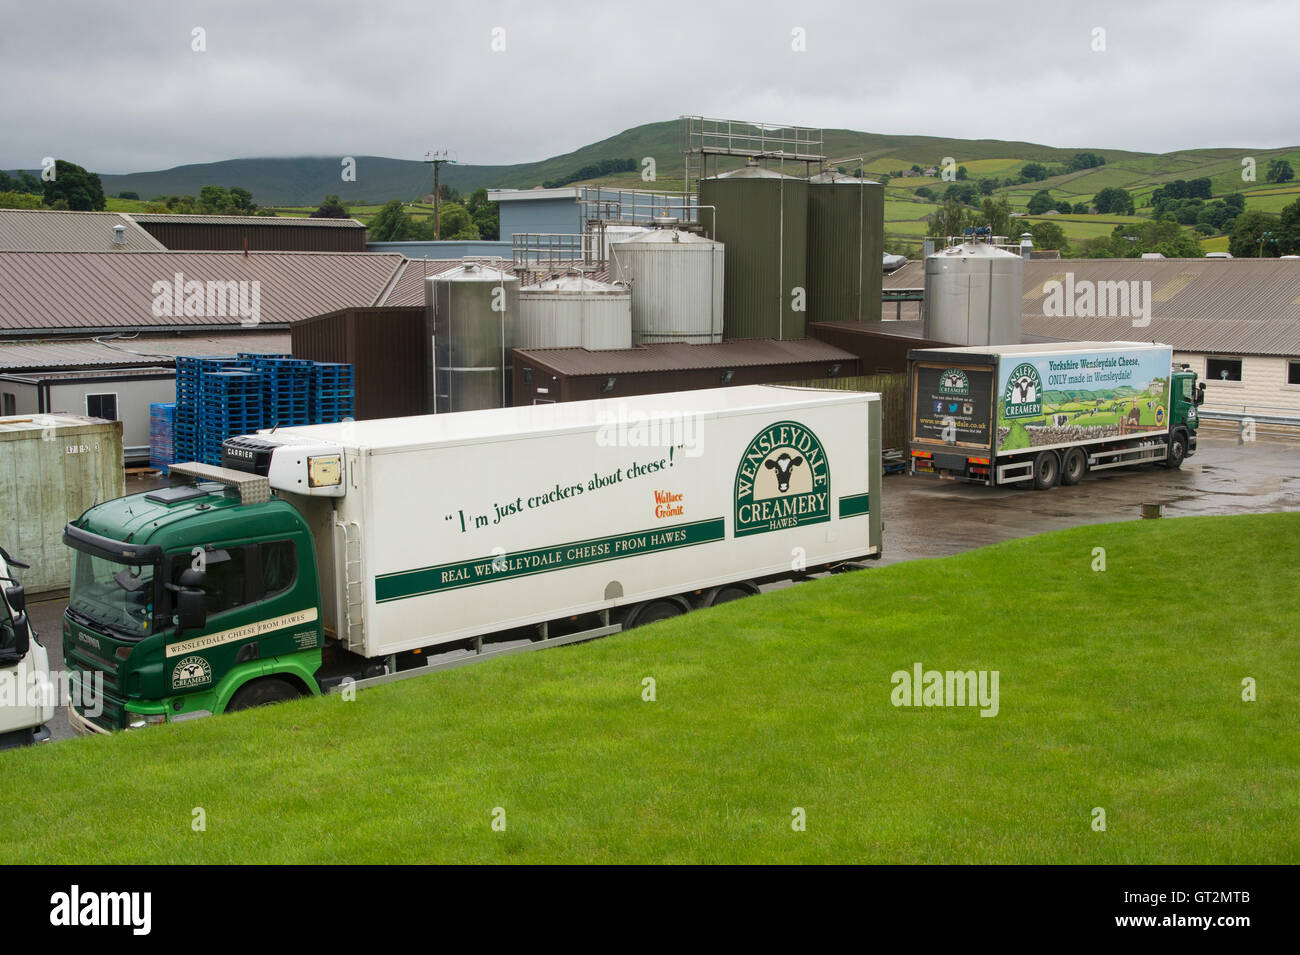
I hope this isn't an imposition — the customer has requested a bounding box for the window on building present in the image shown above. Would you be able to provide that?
[1205,357,1242,382]
[1289,361,1300,386]
[1,392,15,416]
[86,393,118,420]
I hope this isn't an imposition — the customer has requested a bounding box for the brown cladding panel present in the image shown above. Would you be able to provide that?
[139,222,367,252]
[807,322,946,374]
[292,306,427,420]
[511,358,861,406]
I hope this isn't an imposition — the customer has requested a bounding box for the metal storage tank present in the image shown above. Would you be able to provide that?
[425,262,520,413]
[698,164,808,340]
[922,243,1024,346]
[600,224,652,261]
[1,414,124,595]
[806,172,884,324]
[518,274,632,350]
[609,229,724,344]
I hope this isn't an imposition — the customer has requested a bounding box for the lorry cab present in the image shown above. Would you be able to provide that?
[1170,364,1204,462]
[62,465,325,733]
[0,546,53,748]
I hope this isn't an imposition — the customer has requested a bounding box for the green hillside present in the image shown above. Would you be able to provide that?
[10,119,1294,254]
[2,513,1296,864]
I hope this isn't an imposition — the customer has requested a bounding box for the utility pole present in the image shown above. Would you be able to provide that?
[424,150,455,239]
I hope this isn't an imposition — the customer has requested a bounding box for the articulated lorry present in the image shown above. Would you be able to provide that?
[907,342,1203,489]
[0,546,52,748]
[63,386,882,732]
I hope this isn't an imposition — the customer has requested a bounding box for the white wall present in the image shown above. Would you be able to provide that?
[1175,351,1300,419]
[45,376,174,462]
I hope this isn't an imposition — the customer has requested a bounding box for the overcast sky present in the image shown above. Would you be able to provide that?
[2,0,1297,174]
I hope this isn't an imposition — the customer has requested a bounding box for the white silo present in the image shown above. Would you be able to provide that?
[923,243,1023,346]
[609,229,724,344]
[518,274,632,350]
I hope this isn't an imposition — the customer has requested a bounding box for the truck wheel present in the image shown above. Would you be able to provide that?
[1165,431,1187,470]
[625,596,690,629]
[705,582,760,606]
[1061,448,1087,486]
[1032,451,1060,490]
[226,677,302,712]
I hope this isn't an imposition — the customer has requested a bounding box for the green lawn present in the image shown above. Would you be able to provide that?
[5,514,1296,864]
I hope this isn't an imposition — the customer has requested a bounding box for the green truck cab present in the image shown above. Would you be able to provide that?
[63,471,323,733]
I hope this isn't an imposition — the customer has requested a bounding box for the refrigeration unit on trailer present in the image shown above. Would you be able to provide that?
[907,341,1203,489]
[62,386,882,732]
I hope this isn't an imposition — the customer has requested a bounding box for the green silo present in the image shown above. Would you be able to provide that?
[806,172,885,324]
[698,164,808,340]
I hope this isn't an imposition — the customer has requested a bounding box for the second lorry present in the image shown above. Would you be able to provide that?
[63,385,882,732]
[907,341,1203,489]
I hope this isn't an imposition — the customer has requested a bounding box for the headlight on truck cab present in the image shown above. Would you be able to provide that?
[126,712,168,730]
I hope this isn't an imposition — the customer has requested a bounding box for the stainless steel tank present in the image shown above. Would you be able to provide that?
[425,262,520,412]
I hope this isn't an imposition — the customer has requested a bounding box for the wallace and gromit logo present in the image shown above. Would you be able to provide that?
[734,421,830,537]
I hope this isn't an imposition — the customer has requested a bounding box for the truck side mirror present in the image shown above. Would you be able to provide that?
[11,612,30,657]
[1196,383,1205,406]
[176,588,206,632]
[4,584,24,616]
[167,568,208,632]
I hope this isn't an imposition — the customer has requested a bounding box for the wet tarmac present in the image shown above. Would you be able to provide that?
[24,427,1299,743]
[876,427,1300,566]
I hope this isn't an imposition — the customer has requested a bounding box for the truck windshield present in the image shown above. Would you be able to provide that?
[68,548,157,639]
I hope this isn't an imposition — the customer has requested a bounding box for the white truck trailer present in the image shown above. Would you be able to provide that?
[63,386,882,730]
[907,342,1204,489]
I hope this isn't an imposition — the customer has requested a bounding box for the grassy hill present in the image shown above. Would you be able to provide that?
[12,119,1296,252]
[3,513,1296,864]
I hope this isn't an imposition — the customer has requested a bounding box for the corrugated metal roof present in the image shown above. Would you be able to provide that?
[0,250,406,333]
[128,213,364,229]
[0,332,291,371]
[515,338,856,375]
[0,209,165,252]
[885,257,1300,356]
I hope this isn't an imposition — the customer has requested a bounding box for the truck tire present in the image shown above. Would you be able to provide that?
[1032,451,1060,490]
[1165,431,1187,470]
[705,581,760,606]
[1061,448,1087,486]
[226,677,302,713]
[625,596,690,629]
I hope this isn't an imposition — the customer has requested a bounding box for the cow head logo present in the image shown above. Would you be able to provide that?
[171,655,212,690]
[763,453,804,493]
[734,421,831,538]
[1002,362,1043,419]
[938,368,969,396]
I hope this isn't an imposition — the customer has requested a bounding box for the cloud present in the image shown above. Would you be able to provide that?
[1,0,1296,173]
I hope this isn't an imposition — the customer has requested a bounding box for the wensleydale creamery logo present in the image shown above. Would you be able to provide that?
[1003,362,1043,419]
[171,655,211,690]
[734,421,830,537]
[938,368,970,396]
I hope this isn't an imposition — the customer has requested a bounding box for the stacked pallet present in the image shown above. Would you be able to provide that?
[311,363,355,424]
[164,352,355,469]
[148,402,176,474]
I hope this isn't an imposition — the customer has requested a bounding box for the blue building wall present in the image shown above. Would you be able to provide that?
[366,240,512,258]
[497,197,584,241]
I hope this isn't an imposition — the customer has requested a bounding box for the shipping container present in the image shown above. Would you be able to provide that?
[1,414,124,594]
